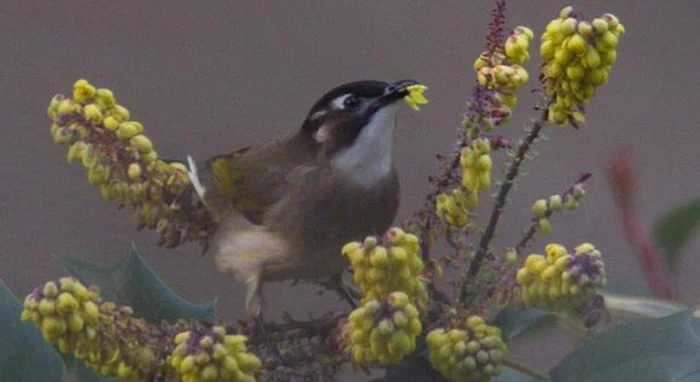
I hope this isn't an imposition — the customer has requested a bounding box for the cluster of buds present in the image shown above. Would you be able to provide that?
[342,228,428,307]
[170,327,261,382]
[469,26,533,132]
[47,79,214,248]
[426,315,508,382]
[21,278,169,379]
[531,184,586,234]
[517,243,606,311]
[436,188,474,228]
[540,7,625,125]
[343,292,422,365]
[461,138,493,196]
[435,138,492,230]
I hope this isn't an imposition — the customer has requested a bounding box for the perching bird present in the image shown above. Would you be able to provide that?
[187,79,425,318]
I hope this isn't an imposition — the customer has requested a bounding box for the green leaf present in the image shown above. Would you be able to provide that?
[57,246,216,324]
[653,197,700,270]
[493,306,554,340]
[0,279,63,381]
[550,310,700,381]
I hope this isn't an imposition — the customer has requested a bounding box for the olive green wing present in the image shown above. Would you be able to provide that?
[201,138,318,225]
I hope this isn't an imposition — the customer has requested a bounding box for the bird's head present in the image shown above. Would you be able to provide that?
[301,79,422,186]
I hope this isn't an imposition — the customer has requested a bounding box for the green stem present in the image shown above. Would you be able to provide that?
[503,358,550,380]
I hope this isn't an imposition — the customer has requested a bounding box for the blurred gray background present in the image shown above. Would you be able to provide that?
[1,0,699,377]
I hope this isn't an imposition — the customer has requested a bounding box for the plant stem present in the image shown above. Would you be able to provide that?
[514,172,592,253]
[503,358,550,380]
[466,107,549,280]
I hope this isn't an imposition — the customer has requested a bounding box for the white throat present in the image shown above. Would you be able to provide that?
[332,104,398,187]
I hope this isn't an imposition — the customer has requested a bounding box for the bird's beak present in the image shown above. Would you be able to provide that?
[372,79,421,109]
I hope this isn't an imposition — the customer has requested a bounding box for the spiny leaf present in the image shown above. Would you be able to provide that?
[494,305,554,340]
[56,246,216,323]
[653,197,700,270]
[551,310,700,381]
[375,357,541,381]
[0,279,63,381]
[63,354,116,382]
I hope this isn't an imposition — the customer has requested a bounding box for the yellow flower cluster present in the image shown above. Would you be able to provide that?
[170,328,261,382]
[404,84,429,111]
[540,7,625,125]
[436,188,475,228]
[435,138,492,228]
[343,292,422,365]
[426,315,508,382]
[474,26,533,125]
[21,278,156,379]
[516,243,606,311]
[342,228,427,307]
[461,138,493,195]
[48,79,211,247]
[531,185,585,234]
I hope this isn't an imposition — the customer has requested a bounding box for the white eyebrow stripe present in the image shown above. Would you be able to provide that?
[309,110,326,120]
[331,94,352,110]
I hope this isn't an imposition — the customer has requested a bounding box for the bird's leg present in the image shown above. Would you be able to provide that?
[328,271,358,309]
[246,275,291,366]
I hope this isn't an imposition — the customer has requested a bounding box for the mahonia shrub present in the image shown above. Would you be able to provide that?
[10,3,640,382]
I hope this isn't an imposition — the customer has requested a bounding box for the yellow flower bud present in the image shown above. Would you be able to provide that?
[560,18,577,36]
[127,163,142,180]
[532,199,548,218]
[129,135,153,153]
[112,104,130,121]
[537,218,552,234]
[83,104,103,124]
[116,121,143,140]
[43,281,58,297]
[566,34,588,55]
[103,116,119,130]
[598,31,619,50]
[577,21,594,38]
[96,88,116,108]
[559,6,574,19]
[73,79,96,103]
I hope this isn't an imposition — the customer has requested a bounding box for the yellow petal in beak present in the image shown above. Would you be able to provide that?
[404,84,429,111]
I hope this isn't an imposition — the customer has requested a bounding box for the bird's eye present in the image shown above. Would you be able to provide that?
[343,95,361,109]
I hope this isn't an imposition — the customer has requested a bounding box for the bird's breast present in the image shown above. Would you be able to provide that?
[262,168,400,279]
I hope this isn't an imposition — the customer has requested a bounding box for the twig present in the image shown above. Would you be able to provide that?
[416,150,464,260]
[514,172,592,253]
[244,313,343,346]
[466,107,549,280]
[503,358,550,380]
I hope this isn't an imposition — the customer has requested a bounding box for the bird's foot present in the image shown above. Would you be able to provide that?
[254,315,293,367]
[323,272,359,308]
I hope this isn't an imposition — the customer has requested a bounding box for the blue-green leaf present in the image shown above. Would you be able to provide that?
[493,306,554,340]
[653,197,700,270]
[497,366,546,381]
[550,310,700,381]
[0,279,63,381]
[56,246,216,324]
[62,354,116,382]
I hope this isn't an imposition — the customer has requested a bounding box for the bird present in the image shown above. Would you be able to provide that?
[186,79,425,319]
